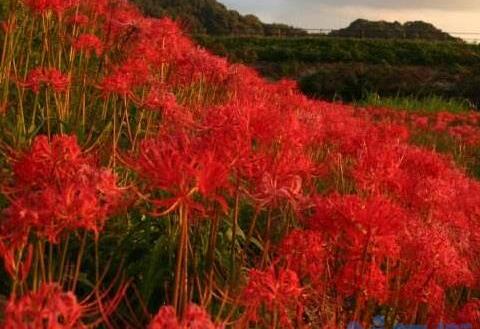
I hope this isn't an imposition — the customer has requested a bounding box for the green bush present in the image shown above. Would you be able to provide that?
[195,36,480,66]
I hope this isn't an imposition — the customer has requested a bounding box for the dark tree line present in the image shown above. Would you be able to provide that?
[131,0,306,36]
[330,19,461,42]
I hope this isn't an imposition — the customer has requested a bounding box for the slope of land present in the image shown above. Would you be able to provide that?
[196,35,480,106]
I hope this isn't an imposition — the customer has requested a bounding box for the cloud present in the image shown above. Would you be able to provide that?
[291,0,480,11]
[221,0,480,34]
[223,0,480,13]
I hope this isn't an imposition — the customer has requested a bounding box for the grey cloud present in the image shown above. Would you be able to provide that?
[277,0,480,10]
[223,0,480,14]
[221,0,480,33]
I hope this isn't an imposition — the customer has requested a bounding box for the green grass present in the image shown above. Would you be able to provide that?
[195,35,480,67]
[357,93,473,114]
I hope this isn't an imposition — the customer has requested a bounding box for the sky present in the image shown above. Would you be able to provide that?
[221,0,480,40]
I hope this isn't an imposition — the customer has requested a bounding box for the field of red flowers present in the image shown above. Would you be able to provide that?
[0,0,480,328]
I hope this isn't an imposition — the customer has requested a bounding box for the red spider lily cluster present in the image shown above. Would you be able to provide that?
[72,33,104,57]
[22,67,70,94]
[1,0,480,327]
[149,304,223,329]
[242,268,304,328]
[23,0,79,16]
[358,106,480,147]
[1,135,122,247]
[3,283,84,329]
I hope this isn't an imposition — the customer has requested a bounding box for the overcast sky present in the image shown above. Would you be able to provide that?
[222,0,480,39]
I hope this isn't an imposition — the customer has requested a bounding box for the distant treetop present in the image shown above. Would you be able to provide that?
[329,19,461,42]
[131,0,307,36]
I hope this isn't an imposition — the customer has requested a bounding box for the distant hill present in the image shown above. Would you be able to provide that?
[131,0,306,36]
[329,19,461,42]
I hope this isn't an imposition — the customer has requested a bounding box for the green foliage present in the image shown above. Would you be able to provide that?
[195,36,480,108]
[299,63,480,107]
[330,19,460,41]
[195,35,480,66]
[358,93,472,114]
[131,0,305,35]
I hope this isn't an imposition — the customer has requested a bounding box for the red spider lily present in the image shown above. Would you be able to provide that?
[3,283,85,329]
[66,13,89,26]
[149,304,223,329]
[456,300,480,327]
[133,133,197,211]
[242,267,304,329]
[274,79,298,95]
[22,67,70,94]
[277,229,325,287]
[22,0,79,15]
[253,171,303,208]
[242,149,313,210]
[309,194,405,260]
[194,151,231,213]
[1,244,33,282]
[149,306,178,329]
[195,104,252,168]
[401,225,474,289]
[141,86,179,113]
[132,133,231,215]
[448,124,480,146]
[103,2,145,42]
[99,59,150,96]
[82,0,109,16]
[2,281,128,328]
[433,112,459,132]
[132,18,193,67]
[398,272,445,317]
[1,135,123,244]
[173,48,229,86]
[412,115,430,129]
[335,261,388,303]
[72,33,103,57]
[354,140,478,232]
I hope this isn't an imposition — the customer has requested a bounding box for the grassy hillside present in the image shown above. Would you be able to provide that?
[196,35,480,66]
[196,35,480,107]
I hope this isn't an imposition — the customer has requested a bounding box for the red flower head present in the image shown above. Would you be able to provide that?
[142,86,179,113]
[244,148,312,210]
[99,59,150,96]
[22,0,79,15]
[2,135,123,244]
[72,33,103,57]
[335,261,388,303]
[132,133,231,215]
[456,300,480,328]
[243,267,304,328]
[3,283,85,329]
[309,194,405,260]
[66,13,89,26]
[149,304,222,329]
[23,67,70,94]
[277,229,325,286]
